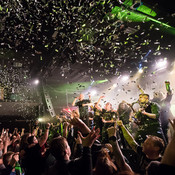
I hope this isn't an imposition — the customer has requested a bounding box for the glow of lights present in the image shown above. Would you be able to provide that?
[156,58,167,69]
[138,68,143,73]
[90,90,97,96]
[34,79,39,85]
[113,84,117,88]
[122,75,129,81]
[37,116,51,123]
[38,118,43,122]
[91,80,95,85]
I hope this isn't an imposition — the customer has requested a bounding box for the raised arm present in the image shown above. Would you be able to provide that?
[70,116,91,135]
[95,96,104,111]
[39,123,50,147]
[72,97,78,106]
[137,84,145,94]
[107,126,134,173]
[117,120,139,152]
[82,103,94,107]
[161,119,175,167]
[21,128,25,137]
[63,122,69,138]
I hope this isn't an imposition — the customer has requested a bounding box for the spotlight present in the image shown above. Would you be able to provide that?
[113,84,117,88]
[138,68,143,73]
[38,118,43,122]
[156,58,167,69]
[91,80,95,85]
[34,79,39,85]
[122,75,129,81]
[90,90,97,96]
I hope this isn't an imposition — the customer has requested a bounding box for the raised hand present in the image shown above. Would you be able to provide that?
[116,120,123,127]
[74,134,82,145]
[45,123,51,129]
[78,128,100,148]
[107,127,117,138]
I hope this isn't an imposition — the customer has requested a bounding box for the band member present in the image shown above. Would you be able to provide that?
[72,93,92,127]
[95,96,117,143]
[151,81,174,143]
[133,93,166,145]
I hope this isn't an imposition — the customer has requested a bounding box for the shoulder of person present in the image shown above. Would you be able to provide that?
[151,102,161,109]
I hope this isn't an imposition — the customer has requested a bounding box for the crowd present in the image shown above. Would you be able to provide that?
[0,82,175,175]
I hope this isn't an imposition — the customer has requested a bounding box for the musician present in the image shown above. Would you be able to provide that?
[151,81,173,143]
[72,93,92,127]
[95,96,117,143]
[116,101,133,149]
[133,93,166,145]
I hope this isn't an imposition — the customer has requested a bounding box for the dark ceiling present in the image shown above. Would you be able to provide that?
[0,0,175,118]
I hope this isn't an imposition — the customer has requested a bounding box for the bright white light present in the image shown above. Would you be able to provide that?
[90,90,97,96]
[156,59,167,69]
[34,79,39,85]
[138,68,143,73]
[38,118,43,122]
[122,75,129,81]
[113,84,117,88]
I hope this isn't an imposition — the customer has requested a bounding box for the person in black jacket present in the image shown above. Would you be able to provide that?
[47,117,100,175]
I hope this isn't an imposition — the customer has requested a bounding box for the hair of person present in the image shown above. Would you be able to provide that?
[146,135,165,154]
[49,136,68,160]
[27,135,35,145]
[139,94,149,98]
[117,102,132,115]
[94,148,117,175]
[3,151,14,167]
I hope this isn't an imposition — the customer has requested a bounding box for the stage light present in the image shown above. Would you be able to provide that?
[91,80,95,85]
[156,58,167,69]
[138,63,143,73]
[38,118,43,122]
[90,90,97,96]
[113,84,117,88]
[131,0,142,10]
[138,68,143,73]
[34,79,39,85]
[122,75,129,81]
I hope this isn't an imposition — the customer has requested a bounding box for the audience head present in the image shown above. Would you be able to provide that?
[49,136,71,161]
[27,135,38,145]
[20,133,31,150]
[117,102,131,114]
[3,151,19,168]
[94,148,117,175]
[142,135,165,155]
